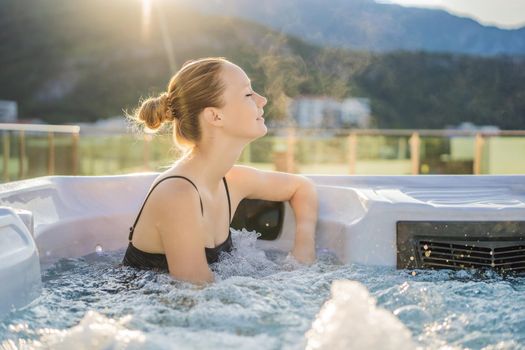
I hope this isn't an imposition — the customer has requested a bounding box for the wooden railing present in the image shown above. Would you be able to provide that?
[1,124,524,181]
[0,123,80,182]
[264,128,525,175]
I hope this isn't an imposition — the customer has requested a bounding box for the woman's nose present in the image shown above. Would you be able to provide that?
[259,94,267,107]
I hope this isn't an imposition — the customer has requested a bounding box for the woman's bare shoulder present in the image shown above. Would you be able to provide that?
[147,175,201,209]
[225,165,253,196]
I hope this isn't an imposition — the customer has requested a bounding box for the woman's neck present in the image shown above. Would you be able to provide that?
[172,142,243,194]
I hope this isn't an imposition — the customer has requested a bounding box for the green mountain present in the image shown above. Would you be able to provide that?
[1,0,525,129]
[180,0,525,57]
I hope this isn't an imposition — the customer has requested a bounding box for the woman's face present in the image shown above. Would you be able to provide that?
[218,63,268,140]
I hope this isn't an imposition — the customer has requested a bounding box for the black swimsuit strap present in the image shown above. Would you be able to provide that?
[223,176,231,223]
[129,176,232,241]
[128,176,203,241]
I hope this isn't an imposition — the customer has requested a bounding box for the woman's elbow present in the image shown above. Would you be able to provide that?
[294,176,318,202]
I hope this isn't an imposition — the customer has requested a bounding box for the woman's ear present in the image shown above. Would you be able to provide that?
[202,107,223,127]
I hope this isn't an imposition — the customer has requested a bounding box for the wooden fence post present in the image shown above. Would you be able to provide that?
[18,130,25,179]
[286,128,296,173]
[348,132,357,174]
[47,132,55,175]
[473,133,485,175]
[143,134,152,170]
[409,132,420,175]
[72,132,79,175]
[3,131,10,182]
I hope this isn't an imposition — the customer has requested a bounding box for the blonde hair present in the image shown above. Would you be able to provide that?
[128,57,230,153]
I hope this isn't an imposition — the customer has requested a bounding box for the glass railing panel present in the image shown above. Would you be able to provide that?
[293,135,349,174]
[355,135,412,175]
[483,136,525,174]
[2,126,525,182]
[419,136,473,174]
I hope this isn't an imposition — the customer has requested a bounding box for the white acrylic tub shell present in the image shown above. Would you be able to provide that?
[0,207,41,317]
[0,173,524,317]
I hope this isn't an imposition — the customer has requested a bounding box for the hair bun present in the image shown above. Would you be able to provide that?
[133,92,174,131]
[163,93,180,121]
[159,93,174,122]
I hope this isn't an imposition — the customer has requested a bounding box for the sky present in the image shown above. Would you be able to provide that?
[376,0,525,29]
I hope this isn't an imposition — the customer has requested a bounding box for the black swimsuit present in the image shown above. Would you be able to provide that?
[122,176,233,271]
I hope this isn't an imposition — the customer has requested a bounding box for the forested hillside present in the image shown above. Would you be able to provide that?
[1,0,524,129]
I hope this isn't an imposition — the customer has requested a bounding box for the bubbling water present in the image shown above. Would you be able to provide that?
[1,228,524,350]
[305,280,416,350]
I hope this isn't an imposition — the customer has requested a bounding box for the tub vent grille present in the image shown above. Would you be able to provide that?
[418,240,525,273]
[397,221,525,275]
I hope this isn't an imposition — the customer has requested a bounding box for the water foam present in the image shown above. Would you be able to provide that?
[305,280,416,350]
[1,228,524,349]
[3,311,147,350]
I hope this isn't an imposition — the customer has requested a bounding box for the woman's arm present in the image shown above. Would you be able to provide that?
[289,178,317,264]
[227,165,318,264]
[151,181,215,285]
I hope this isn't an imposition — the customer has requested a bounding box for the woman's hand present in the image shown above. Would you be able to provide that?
[291,238,316,265]
[289,177,318,265]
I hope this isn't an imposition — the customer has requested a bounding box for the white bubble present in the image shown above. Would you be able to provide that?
[31,311,146,350]
[305,280,417,350]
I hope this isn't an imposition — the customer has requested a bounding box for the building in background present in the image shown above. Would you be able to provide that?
[285,96,371,129]
[0,100,18,123]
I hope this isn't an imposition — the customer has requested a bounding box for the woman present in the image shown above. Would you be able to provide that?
[123,57,318,284]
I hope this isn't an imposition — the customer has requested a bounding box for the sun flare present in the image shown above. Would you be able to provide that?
[141,0,152,39]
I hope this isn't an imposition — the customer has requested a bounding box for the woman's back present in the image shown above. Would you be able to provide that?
[122,175,233,271]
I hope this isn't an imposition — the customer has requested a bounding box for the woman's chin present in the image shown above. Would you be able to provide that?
[247,126,267,141]
[259,124,268,135]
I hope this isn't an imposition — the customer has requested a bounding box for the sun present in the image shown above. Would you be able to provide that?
[141,0,152,39]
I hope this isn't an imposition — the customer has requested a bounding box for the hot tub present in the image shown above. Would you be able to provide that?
[1,173,524,317]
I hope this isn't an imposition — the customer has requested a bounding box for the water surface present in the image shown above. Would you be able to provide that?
[1,229,524,349]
